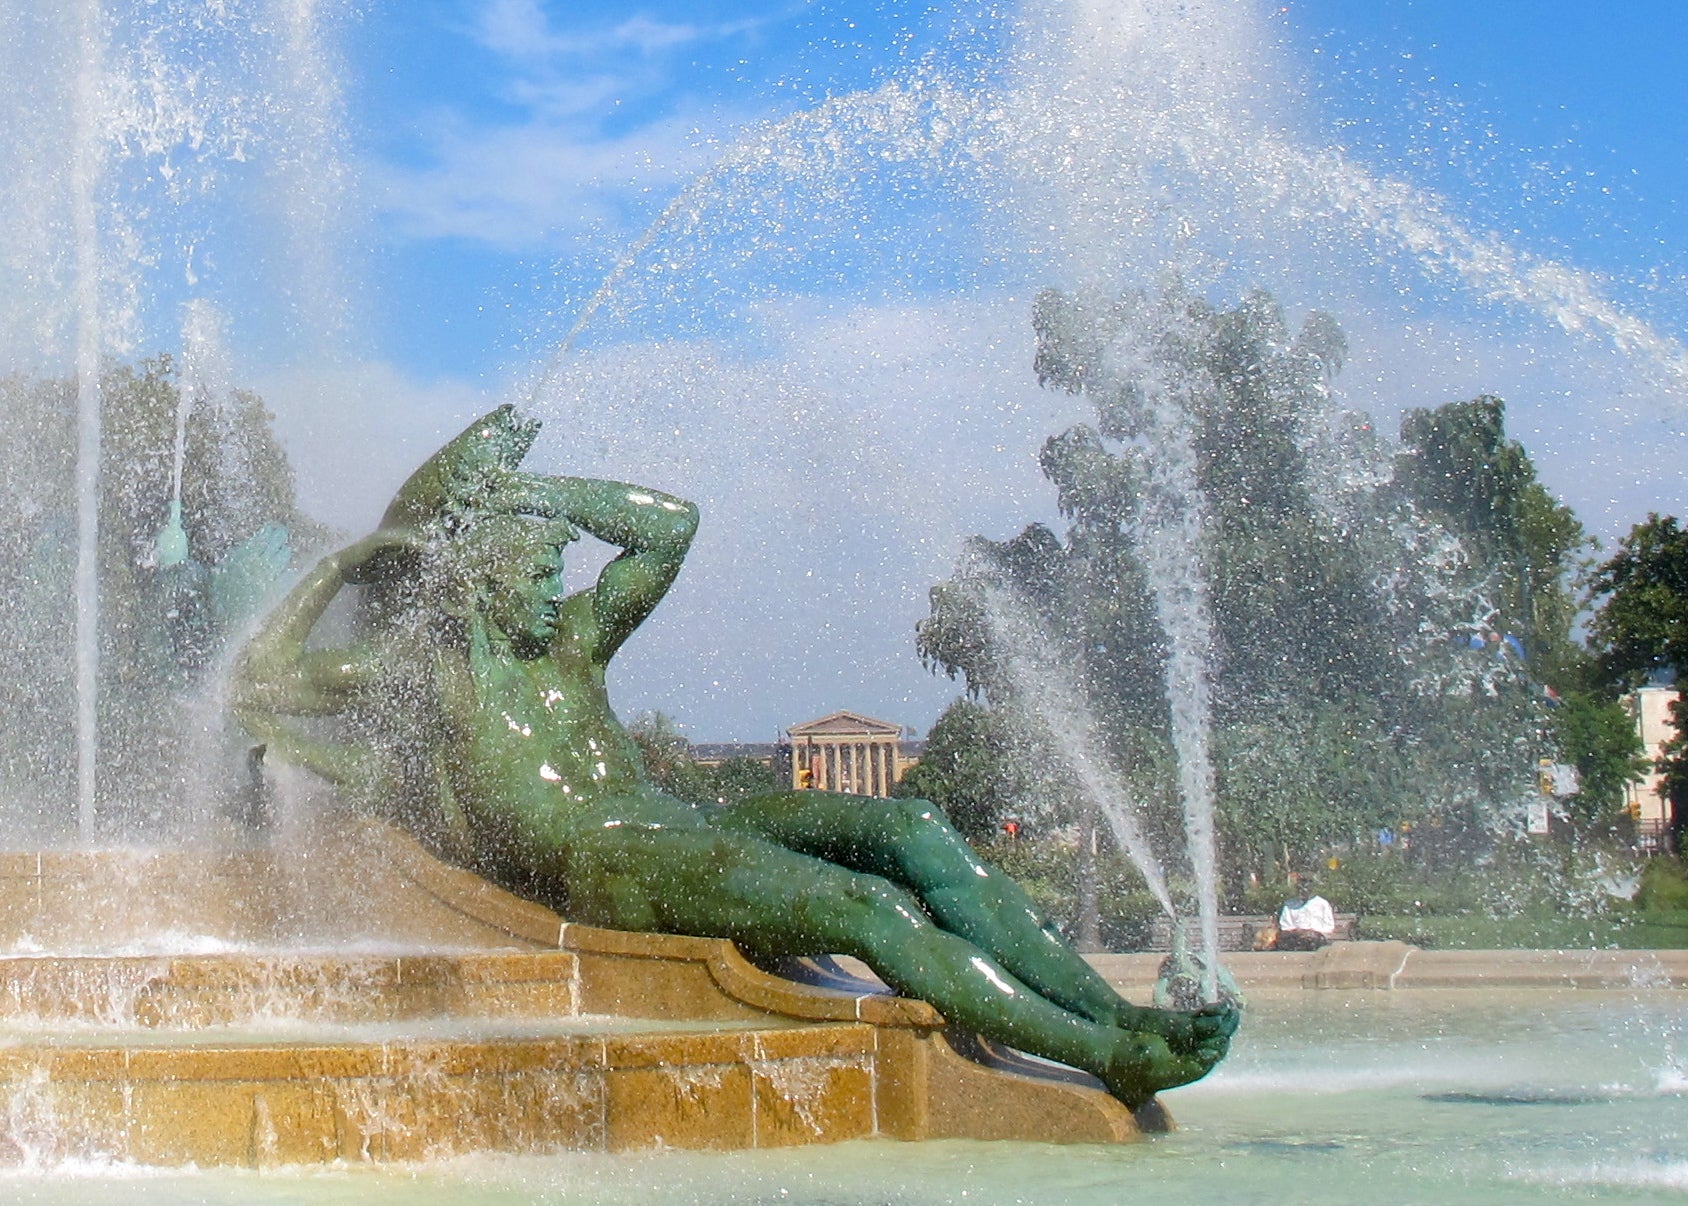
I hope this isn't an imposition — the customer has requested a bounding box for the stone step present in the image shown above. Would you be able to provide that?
[0,1015,881,1165]
[0,951,580,1029]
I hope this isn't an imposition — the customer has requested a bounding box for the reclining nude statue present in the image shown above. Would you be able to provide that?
[231,404,1235,1111]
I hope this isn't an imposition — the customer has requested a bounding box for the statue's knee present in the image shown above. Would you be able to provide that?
[838,874,926,930]
[879,797,961,845]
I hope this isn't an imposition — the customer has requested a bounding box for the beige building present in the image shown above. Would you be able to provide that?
[1624,684,1681,852]
[787,711,919,798]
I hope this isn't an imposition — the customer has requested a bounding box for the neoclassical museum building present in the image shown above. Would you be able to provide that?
[691,710,925,800]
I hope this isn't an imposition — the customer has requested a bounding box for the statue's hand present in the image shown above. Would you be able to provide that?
[1187,1001,1240,1064]
[339,527,429,584]
[380,404,542,530]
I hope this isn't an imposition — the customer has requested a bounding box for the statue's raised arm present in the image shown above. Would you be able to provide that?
[369,403,697,663]
[486,473,698,663]
[230,527,420,788]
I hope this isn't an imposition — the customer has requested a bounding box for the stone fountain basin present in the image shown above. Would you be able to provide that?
[0,814,1146,1167]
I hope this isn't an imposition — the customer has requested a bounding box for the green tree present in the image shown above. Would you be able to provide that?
[1394,396,1591,685]
[0,359,318,823]
[705,756,780,807]
[1546,691,1648,834]
[1589,515,1688,684]
[919,286,1578,898]
[626,711,714,806]
[625,718,781,807]
[892,698,1024,842]
[0,374,76,799]
[1587,514,1688,843]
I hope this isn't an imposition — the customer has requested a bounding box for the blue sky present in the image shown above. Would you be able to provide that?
[8,0,1676,742]
[239,0,1688,741]
[331,1,1688,385]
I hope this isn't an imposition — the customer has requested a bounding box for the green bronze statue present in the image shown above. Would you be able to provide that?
[232,405,1235,1111]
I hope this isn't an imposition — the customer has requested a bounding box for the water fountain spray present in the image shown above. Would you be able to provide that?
[973,578,1176,919]
[1100,307,1225,1003]
[527,76,980,401]
[0,0,360,838]
[70,0,108,839]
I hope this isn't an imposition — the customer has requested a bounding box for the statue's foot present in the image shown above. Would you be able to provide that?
[1099,1020,1232,1110]
[1111,1001,1239,1055]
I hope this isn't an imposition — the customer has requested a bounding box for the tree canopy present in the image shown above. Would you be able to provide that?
[1393,396,1590,686]
[1589,514,1688,686]
[892,697,1029,842]
[916,285,1609,900]
[0,359,320,826]
[627,712,781,807]
[1586,514,1688,839]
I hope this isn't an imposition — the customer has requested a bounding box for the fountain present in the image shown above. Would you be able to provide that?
[0,0,1684,1197]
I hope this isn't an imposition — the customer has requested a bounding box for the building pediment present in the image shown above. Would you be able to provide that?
[787,710,903,739]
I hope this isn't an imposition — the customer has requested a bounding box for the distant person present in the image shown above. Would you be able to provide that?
[1276,894,1337,951]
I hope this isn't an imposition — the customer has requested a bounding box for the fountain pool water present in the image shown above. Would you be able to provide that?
[0,988,1680,1203]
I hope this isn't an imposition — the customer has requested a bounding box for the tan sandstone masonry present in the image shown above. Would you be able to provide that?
[0,815,1145,1167]
[1085,942,1688,995]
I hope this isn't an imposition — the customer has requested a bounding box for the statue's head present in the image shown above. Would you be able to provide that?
[452,513,580,654]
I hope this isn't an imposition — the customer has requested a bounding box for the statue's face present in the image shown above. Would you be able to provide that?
[486,541,567,652]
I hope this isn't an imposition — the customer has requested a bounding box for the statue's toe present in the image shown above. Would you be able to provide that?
[1191,1002,1241,1043]
[1112,1002,1239,1060]
[1101,1029,1226,1109]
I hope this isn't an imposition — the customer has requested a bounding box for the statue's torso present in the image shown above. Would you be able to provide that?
[439,608,699,852]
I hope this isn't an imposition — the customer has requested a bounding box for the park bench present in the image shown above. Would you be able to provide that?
[1146,912,1358,952]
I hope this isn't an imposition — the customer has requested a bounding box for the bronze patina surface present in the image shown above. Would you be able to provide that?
[232,405,1235,1111]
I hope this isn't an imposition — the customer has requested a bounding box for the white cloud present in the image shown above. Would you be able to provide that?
[518,293,1087,739]
[252,359,494,531]
[472,2,765,62]
[371,105,722,249]
[472,0,554,59]
[374,2,793,251]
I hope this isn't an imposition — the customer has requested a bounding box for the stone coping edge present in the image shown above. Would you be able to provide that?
[1087,941,1688,992]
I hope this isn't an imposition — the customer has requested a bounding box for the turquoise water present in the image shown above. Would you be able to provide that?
[5,989,1685,1204]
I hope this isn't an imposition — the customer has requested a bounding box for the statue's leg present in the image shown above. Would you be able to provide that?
[711,791,1130,1021]
[560,821,1221,1108]
[713,792,1234,1052]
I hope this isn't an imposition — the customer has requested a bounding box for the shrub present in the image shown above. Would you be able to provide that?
[1636,857,1688,913]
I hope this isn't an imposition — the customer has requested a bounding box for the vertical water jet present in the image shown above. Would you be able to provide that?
[71,0,107,840]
